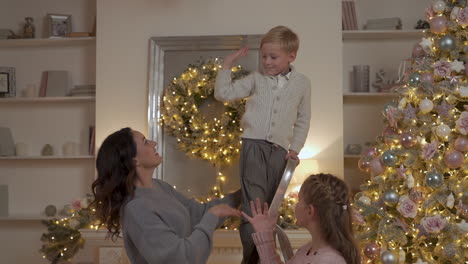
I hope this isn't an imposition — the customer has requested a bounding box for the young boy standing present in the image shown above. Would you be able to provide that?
[214,26,311,264]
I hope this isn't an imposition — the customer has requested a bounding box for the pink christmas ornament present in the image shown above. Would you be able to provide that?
[420,72,434,84]
[401,132,417,148]
[430,16,447,34]
[412,44,425,58]
[364,147,376,157]
[383,127,399,145]
[370,157,385,176]
[358,156,371,172]
[364,243,380,259]
[444,150,464,169]
[454,136,468,152]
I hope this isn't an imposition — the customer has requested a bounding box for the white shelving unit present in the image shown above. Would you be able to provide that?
[342,0,431,191]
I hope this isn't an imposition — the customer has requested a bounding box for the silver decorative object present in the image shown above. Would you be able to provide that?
[438,35,456,52]
[383,189,399,206]
[346,144,362,155]
[382,150,398,167]
[352,65,370,92]
[425,171,443,188]
[381,251,397,264]
[408,72,421,86]
[45,205,57,217]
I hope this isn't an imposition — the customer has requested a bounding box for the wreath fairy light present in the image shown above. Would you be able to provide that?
[161,59,250,167]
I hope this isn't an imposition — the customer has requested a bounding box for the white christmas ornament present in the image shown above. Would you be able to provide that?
[407,174,415,188]
[459,86,468,97]
[436,124,451,137]
[450,60,465,72]
[359,195,371,205]
[398,97,408,110]
[398,249,406,263]
[419,38,433,53]
[457,220,468,232]
[414,259,428,264]
[451,7,461,20]
[432,1,446,13]
[419,98,434,113]
[447,193,455,208]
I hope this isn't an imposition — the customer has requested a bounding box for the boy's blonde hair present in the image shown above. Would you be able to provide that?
[260,26,299,53]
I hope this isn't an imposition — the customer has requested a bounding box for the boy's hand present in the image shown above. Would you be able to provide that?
[222,45,249,69]
[285,150,300,165]
[241,198,278,233]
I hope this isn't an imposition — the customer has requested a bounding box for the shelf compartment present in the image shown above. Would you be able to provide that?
[0,37,96,48]
[0,155,95,160]
[343,92,397,98]
[0,96,95,104]
[343,30,424,40]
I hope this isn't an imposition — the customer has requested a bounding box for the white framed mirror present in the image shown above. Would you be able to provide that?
[148,35,262,196]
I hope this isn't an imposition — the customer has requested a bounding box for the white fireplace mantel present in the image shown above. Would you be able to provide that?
[79,228,310,264]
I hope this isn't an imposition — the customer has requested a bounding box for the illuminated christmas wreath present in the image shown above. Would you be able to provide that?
[161,59,250,165]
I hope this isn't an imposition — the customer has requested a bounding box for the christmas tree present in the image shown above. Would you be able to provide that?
[352,1,467,263]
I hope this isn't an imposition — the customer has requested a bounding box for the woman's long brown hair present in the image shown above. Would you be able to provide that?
[90,127,138,240]
[300,173,361,264]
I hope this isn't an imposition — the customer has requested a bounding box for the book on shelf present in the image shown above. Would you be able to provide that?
[342,0,358,30]
[39,70,72,97]
[88,126,95,155]
[66,32,91,38]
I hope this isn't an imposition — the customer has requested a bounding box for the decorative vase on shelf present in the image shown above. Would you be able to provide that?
[352,65,370,92]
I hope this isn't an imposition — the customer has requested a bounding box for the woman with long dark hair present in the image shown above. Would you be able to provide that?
[91,127,241,264]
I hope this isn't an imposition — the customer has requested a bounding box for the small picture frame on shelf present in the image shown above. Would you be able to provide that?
[0,67,16,98]
[47,13,72,38]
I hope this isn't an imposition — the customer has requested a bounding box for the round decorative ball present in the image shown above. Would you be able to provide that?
[425,171,443,188]
[381,251,397,264]
[408,72,421,86]
[438,35,457,52]
[411,44,425,58]
[358,156,372,172]
[436,124,451,138]
[369,157,385,176]
[382,150,399,167]
[409,186,427,203]
[420,72,434,84]
[383,189,400,207]
[383,126,399,145]
[430,16,447,34]
[444,150,464,169]
[364,242,380,259]
[359,195,372,205]
[454,136,468,152]
[364,147,376,157]
[401,132,417,148]
[432,0,446,13]
[419,98,434,113]
[45,205,57,217]
[459,204,468,220]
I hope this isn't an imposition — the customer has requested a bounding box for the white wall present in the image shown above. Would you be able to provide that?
[96,0,344,182]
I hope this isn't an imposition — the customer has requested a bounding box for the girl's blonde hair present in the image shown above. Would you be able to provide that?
[300,173,361,264]
[260,25,299,53]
